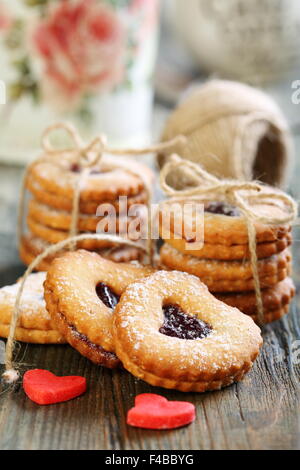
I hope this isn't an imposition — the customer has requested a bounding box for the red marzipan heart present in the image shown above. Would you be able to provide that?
[23,369,87,405]
[127,393,196,429]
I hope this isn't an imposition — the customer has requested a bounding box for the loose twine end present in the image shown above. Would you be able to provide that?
[2,369,20,384]
[3,233,148,383]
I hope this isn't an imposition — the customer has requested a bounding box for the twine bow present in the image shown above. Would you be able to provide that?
[42,121,107,168]
[5,123,186,384]
[42,121,186,163]
[160,154,298,325]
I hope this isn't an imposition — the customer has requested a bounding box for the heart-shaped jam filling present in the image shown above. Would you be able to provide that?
[96,282,120,309]
[159,304,212,340]
[205,201,240,217]
[70,163,81,173]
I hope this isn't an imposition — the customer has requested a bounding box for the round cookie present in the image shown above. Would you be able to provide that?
[20,235,145,271]
[159,243,291,292]
[44,250,155,367]
[162,234,292,261]
[28,154,153,202]
[27,217,124,250]
[0,324,65,344]
[28,198,146,233]
[19,240,53,272]
[0,272,65,344]
[113,270,262,392]
[160,243,291,281]
[247,304,290,325]
[27,177,149,215]
[216,277,295,316]
[160,199,291,246]
[27,215,146,250]
[100,245,145,263]
[160,263,289,292]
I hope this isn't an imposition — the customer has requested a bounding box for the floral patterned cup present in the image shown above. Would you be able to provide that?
[0,0,159,163]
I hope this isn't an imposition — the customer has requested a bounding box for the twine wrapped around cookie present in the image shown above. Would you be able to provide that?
[2,234,147,384]
[4,123,186,383]
[158,80,293,189]
[18,122,186,260]
[160,154,298,327]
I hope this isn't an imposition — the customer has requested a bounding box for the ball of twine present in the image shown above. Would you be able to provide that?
[158,80,293,189]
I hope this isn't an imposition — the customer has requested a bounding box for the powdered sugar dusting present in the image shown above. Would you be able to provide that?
[48,250,153,346]
[116,270,262,376]
[0,272,50,320]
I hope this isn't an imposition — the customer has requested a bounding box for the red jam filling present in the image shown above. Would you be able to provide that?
[159,304,212,340]
[205,201,240,217]
[96,282,120,309]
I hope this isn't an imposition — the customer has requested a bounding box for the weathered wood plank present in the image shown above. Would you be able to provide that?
[0,291,299,450]
[0,165,299,449]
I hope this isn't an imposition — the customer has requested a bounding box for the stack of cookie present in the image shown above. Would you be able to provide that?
[20,153,153,270]
[159,200,295,324]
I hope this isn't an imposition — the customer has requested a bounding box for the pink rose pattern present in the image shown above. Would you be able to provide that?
[130,0,159,42]
[0,2,11,32]
[32,0,125,110]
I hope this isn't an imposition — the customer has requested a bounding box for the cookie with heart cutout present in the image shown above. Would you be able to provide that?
[159,199,292,247]
[113,270,262,392]
[44,250,155,368]
[27,153,153,202]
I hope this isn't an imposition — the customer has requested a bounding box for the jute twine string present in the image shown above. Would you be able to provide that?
[160,154,298,327]
[18,122,186,256]
[2,234,147,384]
[159,80,293,189]
[5,122,186,383]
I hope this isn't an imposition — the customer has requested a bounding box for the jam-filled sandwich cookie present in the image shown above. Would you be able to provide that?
[160,244,291,292]
[27,154,153,202]
[0,273,65,344]
[27,214,146,251]
[216,277,295,323]
[20,235,144,272]
[28,199,141,233]
[113,271,262,392]
[44,250,154,368]
[27,177,148,215]
[160,200,292,260]
[27,217,120,250]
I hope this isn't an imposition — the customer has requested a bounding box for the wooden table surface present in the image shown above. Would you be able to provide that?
[0,84,300,449]
[0,165,299,450]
